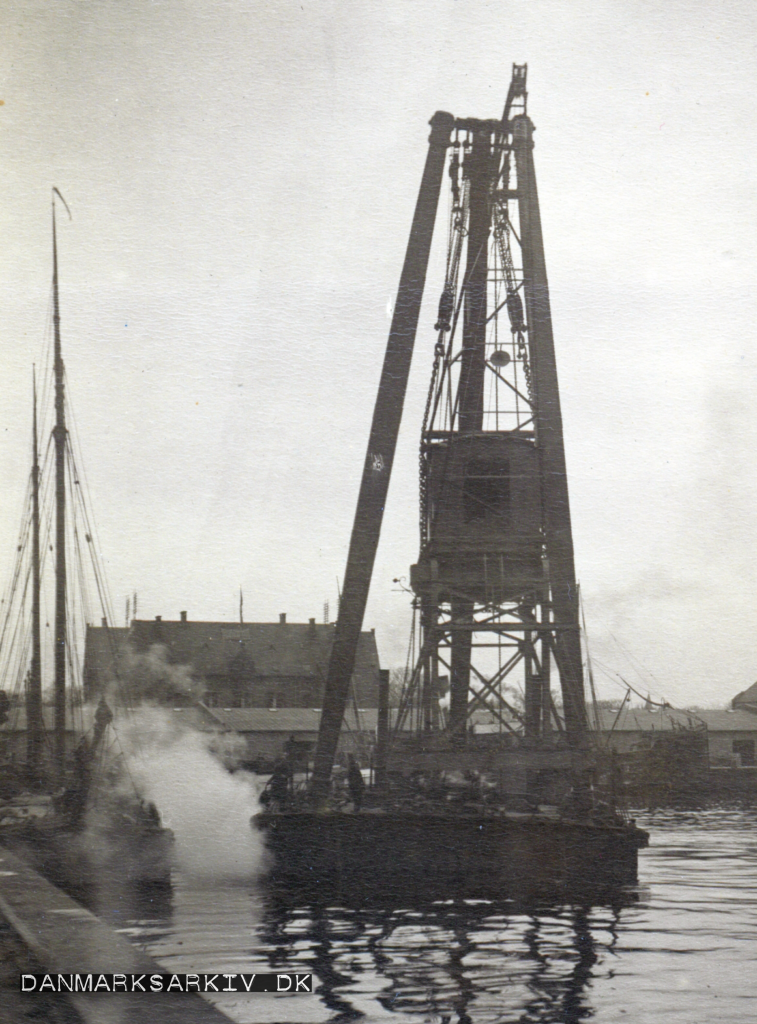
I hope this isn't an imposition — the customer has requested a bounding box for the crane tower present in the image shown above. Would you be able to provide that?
[312,65,589,803]
[404,65,589,754]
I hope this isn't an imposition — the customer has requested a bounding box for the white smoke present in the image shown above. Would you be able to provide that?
[114,707,269,882]
[107,643,205,705]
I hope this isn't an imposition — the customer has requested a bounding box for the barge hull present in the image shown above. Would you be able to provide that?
[258,812,648,900]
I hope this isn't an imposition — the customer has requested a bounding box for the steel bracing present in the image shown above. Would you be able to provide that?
[405,64,588,752]
[312,65,588,803]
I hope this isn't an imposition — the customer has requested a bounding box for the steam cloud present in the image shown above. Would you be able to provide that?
[115,707,268,881]
[108,643,205,705]
[91,645,268,881]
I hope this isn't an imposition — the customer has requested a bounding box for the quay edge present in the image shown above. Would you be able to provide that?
[0,845,231,1024]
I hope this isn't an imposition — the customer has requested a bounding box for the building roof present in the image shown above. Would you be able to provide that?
[1,705,438,737]
[0,706,97,733]
[9,701,752,740]
[196,707,513,735]
[732,681,757,710]
[192,706,379,733]
[593,707,757,733]
[695,709,757,731]
[83,625,129,679]
[85,618,380,690]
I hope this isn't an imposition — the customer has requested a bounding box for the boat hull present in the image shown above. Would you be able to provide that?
[256,810,649,901]
[1,821,174,904]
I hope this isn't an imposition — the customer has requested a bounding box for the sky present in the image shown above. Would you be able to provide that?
[0,0,756,709]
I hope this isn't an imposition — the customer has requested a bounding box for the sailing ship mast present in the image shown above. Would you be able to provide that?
[4,194,134,805]
[26,368,44,778]
[52,191,68,780]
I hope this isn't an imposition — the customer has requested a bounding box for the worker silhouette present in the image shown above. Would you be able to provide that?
[347,754,365,812]
[270,758,291,808]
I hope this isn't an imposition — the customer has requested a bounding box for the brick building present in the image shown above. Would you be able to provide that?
[83,612,382,709]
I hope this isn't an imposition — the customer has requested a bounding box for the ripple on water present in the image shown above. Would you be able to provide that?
[118,807,757,1023]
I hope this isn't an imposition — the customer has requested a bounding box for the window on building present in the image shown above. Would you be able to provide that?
[462,459,510,524]
[733,739,755,767]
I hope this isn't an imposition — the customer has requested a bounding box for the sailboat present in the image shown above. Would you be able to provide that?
[0,191,172,899]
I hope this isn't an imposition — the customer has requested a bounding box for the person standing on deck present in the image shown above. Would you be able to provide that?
[270,758,291,808]
[347,755,365,812]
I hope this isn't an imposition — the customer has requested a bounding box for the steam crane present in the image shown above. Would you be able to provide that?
[400,66,590,778]
[313,65,585,796]
[259,66,648,897]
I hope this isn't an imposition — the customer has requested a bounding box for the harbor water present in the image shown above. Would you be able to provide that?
[114,807,757,1023]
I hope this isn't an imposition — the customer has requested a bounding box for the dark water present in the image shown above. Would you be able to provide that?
[117,808,757,1023]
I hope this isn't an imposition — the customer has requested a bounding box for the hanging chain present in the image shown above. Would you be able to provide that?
[419,144,468,546]
[492,176,533,404]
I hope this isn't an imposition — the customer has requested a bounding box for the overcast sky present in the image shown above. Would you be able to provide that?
[1,0,756,708]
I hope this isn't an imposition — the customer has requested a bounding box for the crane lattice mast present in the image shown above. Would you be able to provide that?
[312,65,588,804]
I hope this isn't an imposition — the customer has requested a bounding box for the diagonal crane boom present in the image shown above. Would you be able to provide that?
[310,111,455,803]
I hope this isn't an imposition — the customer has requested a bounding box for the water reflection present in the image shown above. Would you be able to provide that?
[255,888,634,1024]
[123,808,757,1024]
[41,864,174,930]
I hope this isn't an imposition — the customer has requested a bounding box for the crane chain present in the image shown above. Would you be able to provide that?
[419,150,467,546]
[493,198,533,404]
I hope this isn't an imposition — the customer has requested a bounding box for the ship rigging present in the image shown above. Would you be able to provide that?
[0,195,172,898]
[0,191,119,788]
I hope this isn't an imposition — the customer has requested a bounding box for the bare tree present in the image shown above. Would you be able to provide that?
[388,667,407,707]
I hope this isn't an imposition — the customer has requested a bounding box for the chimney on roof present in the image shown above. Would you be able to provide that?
[101,617,107,627]
[180,610,187,623]
[279,613,286,625]
[155,615,162,622]
[309,617,315,625]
